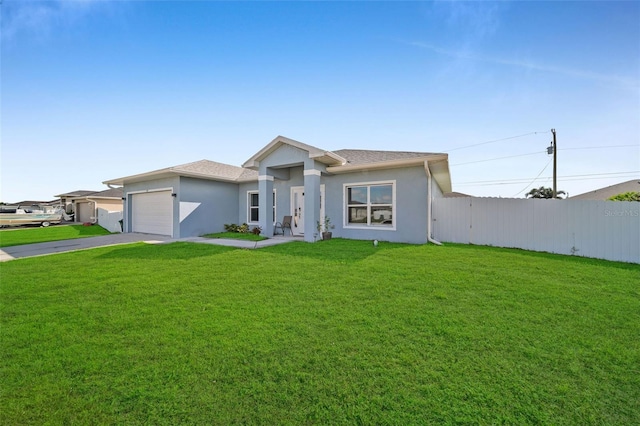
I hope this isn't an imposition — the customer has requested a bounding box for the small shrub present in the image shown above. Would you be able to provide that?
[608,191,640,202]
[224,223,253,234]
[252,226,262,235]
[224,224,239,233]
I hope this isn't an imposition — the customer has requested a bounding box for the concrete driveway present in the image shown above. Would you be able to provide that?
[0,233,172,262]
[0,233,300,262]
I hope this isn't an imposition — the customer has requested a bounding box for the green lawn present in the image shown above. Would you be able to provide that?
[1,240,638,424]
[202,231,267,241]
[0,224,111,247]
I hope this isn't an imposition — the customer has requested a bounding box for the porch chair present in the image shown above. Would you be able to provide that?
[274,215,293,236]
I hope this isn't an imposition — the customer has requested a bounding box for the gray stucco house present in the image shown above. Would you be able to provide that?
[103,136,451,244]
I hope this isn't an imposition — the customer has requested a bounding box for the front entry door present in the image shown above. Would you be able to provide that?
[291,187,304,236]
[291,185,325,237]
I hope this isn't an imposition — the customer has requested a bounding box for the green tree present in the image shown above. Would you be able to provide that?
[608,191,640,202]
[525,186,566,199]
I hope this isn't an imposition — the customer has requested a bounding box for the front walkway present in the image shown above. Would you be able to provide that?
[178,235,303,249]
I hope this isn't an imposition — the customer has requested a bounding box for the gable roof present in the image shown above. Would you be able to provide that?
[242,135,346,169]
[570,179,640,200]
[103,160,258,187]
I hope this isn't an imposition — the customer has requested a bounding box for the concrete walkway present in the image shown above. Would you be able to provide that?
[179,235,303,249]
[0,233,301,262]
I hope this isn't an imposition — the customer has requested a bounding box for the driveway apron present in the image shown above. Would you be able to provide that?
[0,233,172,262]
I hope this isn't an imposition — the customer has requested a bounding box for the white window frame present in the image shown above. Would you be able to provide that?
[343,180,396,231]
[247,190,276,224]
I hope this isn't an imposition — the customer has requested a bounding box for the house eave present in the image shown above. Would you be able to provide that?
[326,154,452,193]
[326,154,446,173]
[425,158,452,194]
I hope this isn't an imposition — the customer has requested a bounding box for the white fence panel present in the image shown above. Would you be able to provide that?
[433,198,639,264]
[97,208,123,233]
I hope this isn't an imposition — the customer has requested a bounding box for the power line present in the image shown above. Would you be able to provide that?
[512,159,552,197]
[456,170,639,186]
[451,150,544,166]
[451,145,638,168]
[444,131,550,152]
[559,144,639,150]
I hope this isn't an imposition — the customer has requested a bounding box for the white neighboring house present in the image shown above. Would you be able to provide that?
[55,188,124,231]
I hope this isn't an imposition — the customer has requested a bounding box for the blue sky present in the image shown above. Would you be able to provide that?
[2,1,639,202]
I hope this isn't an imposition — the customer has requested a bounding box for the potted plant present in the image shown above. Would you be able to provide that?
[317,216,334,240]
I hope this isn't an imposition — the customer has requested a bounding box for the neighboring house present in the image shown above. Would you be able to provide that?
[570,179,640,200]
[55,188,124,223]
[55,190,99,214]
[443,191,473,198]
[103,136,451,244]
[8,200,59,207]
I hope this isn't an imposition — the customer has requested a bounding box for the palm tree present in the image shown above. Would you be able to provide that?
[525,186,566,199]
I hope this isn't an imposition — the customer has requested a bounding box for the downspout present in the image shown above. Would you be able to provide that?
[424,161,442,245]
[87,198,99,224]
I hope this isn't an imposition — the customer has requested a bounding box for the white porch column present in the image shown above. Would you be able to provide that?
[258,175,274,237]
[303,169,321,242]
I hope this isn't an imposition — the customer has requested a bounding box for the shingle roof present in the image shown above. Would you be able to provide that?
[173,160,258,181]
[55,188,123,199]
[89,188,123,198]
[332,149,442,165]
[570,179,640,200]
[55,190,97,198]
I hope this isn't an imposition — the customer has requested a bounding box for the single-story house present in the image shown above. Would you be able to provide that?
[570,179,640,200]
[55,188,124,223]
[103,136,451,244]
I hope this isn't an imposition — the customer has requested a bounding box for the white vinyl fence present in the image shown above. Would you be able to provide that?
[433,198,639,264]
[97,208,123,233]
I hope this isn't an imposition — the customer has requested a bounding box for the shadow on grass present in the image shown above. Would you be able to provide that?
[98,242,236,260]
[71,224,112,236]
[445,242,640,271]
[261,238,410,263]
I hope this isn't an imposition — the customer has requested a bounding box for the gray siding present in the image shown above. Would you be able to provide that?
[178,177,239,237]
[324,166,429,244]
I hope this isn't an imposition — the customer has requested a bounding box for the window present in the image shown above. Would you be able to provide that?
[249,192,259,222]
[247,190,276,223]
[345,182,394,228]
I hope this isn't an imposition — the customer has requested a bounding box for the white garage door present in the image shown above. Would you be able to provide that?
[132,191,173,236]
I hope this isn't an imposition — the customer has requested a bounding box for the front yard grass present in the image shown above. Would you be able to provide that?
[0,224,111,247]
[1,240,639,424]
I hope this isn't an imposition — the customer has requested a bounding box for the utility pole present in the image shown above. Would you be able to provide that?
[547,129,558,198]
[551,129,557,198]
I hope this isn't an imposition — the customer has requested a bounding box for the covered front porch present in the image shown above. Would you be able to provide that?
[242,136,345,242]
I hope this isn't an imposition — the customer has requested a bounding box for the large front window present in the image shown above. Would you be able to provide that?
[345,182,394,227]
[248,191,276,224]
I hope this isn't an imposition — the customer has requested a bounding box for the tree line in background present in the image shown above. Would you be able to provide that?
[525,186,639,201]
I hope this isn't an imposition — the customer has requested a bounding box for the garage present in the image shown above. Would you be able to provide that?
[76,201,94,223]
[131,191,173,236]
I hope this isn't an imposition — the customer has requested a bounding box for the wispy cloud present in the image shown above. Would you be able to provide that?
[1,0,105,42]
[409,41,640,92]
[432,0,503,40]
